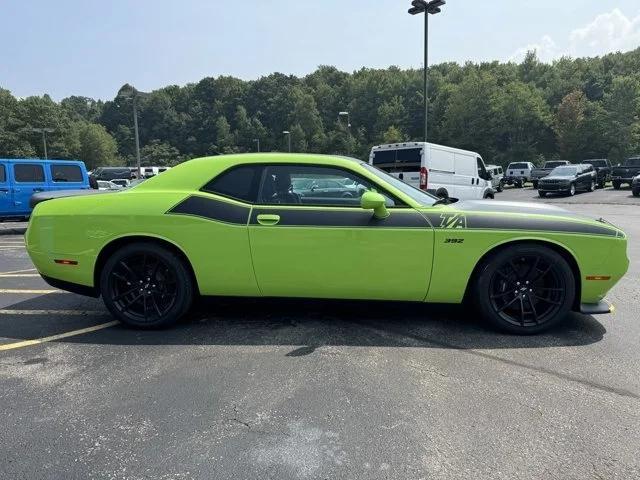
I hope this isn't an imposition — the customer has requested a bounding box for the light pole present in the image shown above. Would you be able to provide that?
[118,86,147,177]
[282,131,291,152]
[408,0,445,143]
[338,111,351,154]
[31,128,55,159]
[253,138,260,152]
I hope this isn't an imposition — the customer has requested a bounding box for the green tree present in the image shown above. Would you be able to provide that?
[554,90,587,161]
[78,123,119,169]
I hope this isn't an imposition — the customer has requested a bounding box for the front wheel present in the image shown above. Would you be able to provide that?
[589,180,596,192]
[473,244,575,334]
[100,242,194,328]
[568,183,576,196]
[633,189,640,197]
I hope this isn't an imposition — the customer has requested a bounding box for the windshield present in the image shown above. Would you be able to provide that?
[360,163,438,206]
[623,158,640,166]
[550,166,577,176]
[546,161,567,168]
[585,160,607,167]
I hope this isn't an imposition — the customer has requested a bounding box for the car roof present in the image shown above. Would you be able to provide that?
[133,153,365,192]
[0,158,85,164]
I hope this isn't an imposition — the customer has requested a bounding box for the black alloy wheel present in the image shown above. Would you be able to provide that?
[474,244,575,334]
[100,243,194,328]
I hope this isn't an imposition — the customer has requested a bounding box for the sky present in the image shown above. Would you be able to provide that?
[1,0,639,101]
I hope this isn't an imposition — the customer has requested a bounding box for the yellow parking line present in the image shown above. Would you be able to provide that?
[0,289,62,294]
[0,321,119,352]
[0,268,37,275]
[0,309,107,315]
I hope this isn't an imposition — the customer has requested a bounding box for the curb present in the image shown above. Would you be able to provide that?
[0,227,27,236]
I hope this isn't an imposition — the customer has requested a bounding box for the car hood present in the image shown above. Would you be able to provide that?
[419,200,623,238]
[539,175,573,181]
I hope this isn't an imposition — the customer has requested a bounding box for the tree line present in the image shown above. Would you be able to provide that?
[1,48,639,170]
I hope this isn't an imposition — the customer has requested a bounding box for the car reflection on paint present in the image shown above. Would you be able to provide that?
[292,177,366,199]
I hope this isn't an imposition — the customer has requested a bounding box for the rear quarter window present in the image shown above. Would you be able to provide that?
[14,164,45,182]
[51,164,83,182]
[202,165,262,203]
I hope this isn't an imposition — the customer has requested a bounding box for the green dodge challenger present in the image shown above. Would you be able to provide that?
[26,154,629,334]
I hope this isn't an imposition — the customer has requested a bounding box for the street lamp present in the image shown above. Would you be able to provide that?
[282,130,291,153]
[253,138,260,152]
[338,111,351,130]
[338,111,352,155]
[118,86,148,177]
[31,128,55,159]
[408,0,445,143]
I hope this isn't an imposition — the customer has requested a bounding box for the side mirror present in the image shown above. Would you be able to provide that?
[361,190,389,219]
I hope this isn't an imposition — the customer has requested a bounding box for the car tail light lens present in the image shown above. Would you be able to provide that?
[420,167,429,190]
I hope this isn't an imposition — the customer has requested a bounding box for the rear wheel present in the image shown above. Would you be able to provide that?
[613,181,621,190]
[532,181,538,189]
[473,244,575,334]
[633,189,640,197]
[538,191,546,198]
[100,242,194,328]
[598,180,605,189]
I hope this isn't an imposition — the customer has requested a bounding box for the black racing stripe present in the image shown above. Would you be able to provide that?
[167,195,249,225]
[251,208,429,228]
[422,213,618,237]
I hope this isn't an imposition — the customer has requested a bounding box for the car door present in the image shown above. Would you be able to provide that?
[11,162,48,215]
[0,162,12,216]
[248,163,434,301]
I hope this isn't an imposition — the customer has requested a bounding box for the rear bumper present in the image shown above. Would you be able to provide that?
[42,275,99,297]
[611,176,634,182]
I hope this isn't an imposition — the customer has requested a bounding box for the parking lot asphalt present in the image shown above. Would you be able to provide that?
[1,187,639,479]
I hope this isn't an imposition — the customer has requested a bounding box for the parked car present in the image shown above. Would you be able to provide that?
[530,160,571,188]
[26,153,628,334]
[583,159,612,188]
[632,174,640,197]
[611,156,640,189]
[291,178,365,200]
[538,164,597,197]
[502,162,535,188]
[93,166,134,181]
[369,142,494,200]
[110,178,131,188]
[485,164,504,192]
[97,180,123,191]
[0,158,89,219]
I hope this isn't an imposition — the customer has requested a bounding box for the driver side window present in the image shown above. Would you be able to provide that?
[258,165,399,207]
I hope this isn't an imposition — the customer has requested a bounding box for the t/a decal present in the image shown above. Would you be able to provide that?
[439,213,467,229]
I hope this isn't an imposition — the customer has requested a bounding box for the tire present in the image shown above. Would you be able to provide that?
[589,180,596,192]
[538,191,546,198]
[613,181,621,190]
[598,180,605,189]
[473,244,575,334]
[532,181,538,189]
[496,184,503,193]
[100,242,194,328]
[568,183,576,196]
[633,189,640,197]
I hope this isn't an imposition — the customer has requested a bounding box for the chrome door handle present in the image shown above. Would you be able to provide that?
[256,214,281,226]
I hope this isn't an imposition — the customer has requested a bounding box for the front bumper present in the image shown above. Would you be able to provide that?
[579,300,613,315]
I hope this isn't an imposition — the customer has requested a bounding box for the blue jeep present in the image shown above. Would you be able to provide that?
[0,159,90,220]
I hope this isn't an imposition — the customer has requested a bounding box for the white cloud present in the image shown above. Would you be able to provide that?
[509,35,559,63]
[510,8,640,62]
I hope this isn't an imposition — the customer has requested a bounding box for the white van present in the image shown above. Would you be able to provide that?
[369,142,494,200]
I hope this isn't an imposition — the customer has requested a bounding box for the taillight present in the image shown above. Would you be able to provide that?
[420,167,429,190]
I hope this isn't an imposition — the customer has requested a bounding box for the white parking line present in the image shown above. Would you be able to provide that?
[0,309,107,315]
[0,274,41,277]
[0,268,37,275]
[0,289,62,294]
